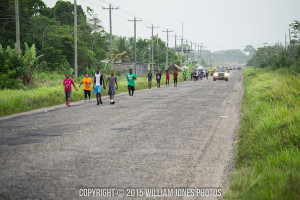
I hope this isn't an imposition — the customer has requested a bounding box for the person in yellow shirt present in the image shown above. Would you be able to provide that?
[79,73,92,102]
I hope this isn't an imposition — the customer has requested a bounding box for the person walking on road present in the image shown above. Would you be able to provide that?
[156,70,161,88]
[165,70,170,86]
[106,70,118,105]
[79,73,92,102]
[63,73,78,107]
[173,70,178,87]
[183,71,187,81]
[94,67,106,105]
[146,70,152,89]
[205,70,209,79]
[127,68,137,96]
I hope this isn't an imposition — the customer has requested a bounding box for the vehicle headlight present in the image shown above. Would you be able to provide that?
[213,73,218,76]
[225,73,229,77]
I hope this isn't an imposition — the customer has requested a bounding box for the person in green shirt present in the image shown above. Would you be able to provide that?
[126,68,137,96]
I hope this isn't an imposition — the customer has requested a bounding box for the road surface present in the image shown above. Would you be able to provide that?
[0,71,243,200]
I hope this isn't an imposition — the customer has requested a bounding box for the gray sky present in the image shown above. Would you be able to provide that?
[44,0,300,52]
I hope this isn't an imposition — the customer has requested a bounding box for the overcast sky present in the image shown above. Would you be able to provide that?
[43,0,300,52]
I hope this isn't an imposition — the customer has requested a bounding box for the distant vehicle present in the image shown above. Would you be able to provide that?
[213,68,229,81]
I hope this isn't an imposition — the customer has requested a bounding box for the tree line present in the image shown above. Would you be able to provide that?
[247,21,300,73]
[0,0,180,89]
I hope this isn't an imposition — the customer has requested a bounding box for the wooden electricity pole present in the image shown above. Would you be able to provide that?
[162,29,173,69]
[103,4,119,71]
[147,25,159,72]
[74,0,78,77]
[15,0,20,55]
[128,18,142,74]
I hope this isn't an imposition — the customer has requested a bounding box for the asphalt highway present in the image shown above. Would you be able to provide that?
[0,71,243,200]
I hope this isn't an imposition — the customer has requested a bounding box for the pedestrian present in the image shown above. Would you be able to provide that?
[79,73,92,102]
[63,73,78,107]
[93,67,106,105]
[106,70,118,104]
[191,72,193,81]
[165,70,170,86]
[183,71,187,81]
[196,70,200,81]
[206,70,209,79]
[127,68,137,96]
[173,69,178,87]
[146,70,152,89]
[156,70,161,88]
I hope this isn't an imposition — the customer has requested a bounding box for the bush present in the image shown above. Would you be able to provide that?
[0,45,28,89]
[39,47,64,71]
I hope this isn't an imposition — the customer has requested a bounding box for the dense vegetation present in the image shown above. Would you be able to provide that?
[246,21,300,73]
[226,21,300,199]
[0,0,180,89]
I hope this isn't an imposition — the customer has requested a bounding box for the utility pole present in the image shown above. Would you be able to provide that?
[181,22,184,66]
[285,34,287,51]
[74,0,78,77]
[103,4,119,71]
[147,25,159,72]
[128,17,142,74]
[15,0,20,55]
[171,34,181,55]
[162,29,173,69]
[194,43,197,62]
[190,41,193,62]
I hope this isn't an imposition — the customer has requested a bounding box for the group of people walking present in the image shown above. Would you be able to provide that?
[145,69,178,89]
[63,67,118,106]
[63,68,180,107]
[190,70,209,81]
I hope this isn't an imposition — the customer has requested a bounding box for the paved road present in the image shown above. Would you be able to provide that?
[0,71,243,200]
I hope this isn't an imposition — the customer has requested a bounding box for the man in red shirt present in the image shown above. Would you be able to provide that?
[173,70,178,87]
[63,73,78,106]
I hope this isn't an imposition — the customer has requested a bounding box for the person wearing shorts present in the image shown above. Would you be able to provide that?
[63,73,77,106]
[173,70,178,87]
[106,70,118,104]
[165,70,170,86]
[127,68,137,96]
[156,70,161,88]
[146,70,152,89]
[93,67,106,105]
[79,73,92,102]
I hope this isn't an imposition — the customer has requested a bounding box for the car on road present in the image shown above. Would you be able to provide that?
[213,68,229,81]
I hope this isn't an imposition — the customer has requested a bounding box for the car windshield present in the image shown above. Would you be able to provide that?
[215,69,226,72]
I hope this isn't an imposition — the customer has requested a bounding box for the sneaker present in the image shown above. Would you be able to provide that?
[100,100,103,104]
[112,101,115,104]
[97,101,99,105]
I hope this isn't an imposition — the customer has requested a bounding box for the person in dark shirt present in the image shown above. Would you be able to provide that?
[146,70,152,89]
[156,70,162,88]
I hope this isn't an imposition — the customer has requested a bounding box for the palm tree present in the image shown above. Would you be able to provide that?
[114,51,130,63]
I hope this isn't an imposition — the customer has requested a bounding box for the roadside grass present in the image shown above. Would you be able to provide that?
[0,72,184,116]
[225,67,300,199]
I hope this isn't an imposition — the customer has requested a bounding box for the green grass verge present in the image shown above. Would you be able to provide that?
[0,72,184,116]
[225,67,300,199]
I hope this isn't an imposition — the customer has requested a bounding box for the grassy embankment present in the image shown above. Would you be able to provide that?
[0,72,184,116]
[226,67,300,199]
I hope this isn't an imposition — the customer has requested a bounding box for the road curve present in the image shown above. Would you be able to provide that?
[0,71,243,200]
